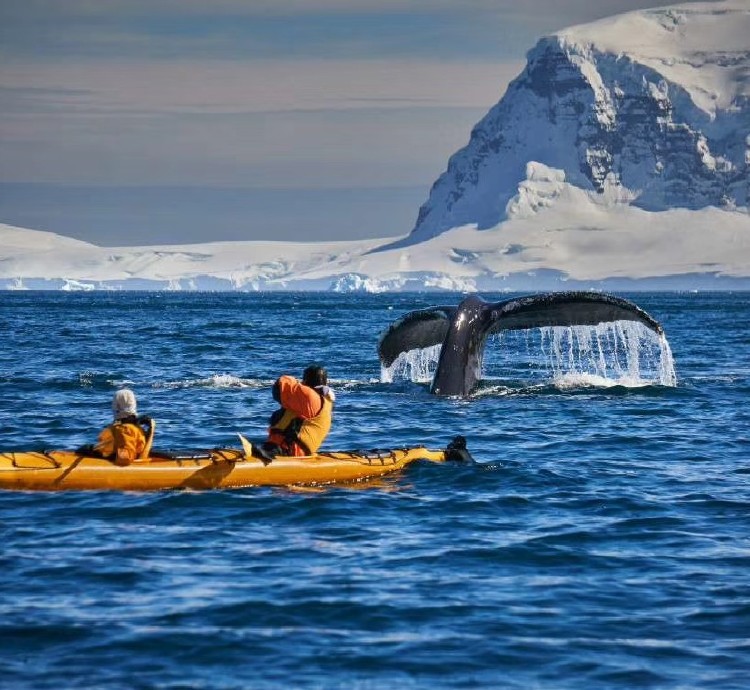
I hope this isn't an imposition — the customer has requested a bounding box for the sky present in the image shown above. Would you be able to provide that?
[0,0,693,246]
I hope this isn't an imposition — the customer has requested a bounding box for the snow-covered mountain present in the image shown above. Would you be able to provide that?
[400,0,749,246]
[2,0,749,292]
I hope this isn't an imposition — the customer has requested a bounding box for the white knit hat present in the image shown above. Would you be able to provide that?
[112,389,137,420]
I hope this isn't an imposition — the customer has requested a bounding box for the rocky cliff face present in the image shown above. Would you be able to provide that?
[406,1,749,245]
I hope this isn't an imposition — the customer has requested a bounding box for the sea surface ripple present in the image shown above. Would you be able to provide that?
[0,291,749,689]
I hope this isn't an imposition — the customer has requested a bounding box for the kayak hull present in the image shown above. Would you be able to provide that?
[0,447,448,492]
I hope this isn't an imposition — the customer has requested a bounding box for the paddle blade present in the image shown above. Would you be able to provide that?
[445,435,474,463]
[237,433,254,459]
[139,418,156,460]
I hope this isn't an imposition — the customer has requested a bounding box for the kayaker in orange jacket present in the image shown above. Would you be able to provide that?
[95,389,154,466]
[264,365,335,457]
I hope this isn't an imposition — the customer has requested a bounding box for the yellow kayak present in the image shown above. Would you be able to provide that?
[0,437,471,492]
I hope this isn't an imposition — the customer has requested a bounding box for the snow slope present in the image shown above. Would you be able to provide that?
[0,223,383,291]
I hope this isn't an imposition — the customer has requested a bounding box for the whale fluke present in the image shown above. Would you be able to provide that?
[485,292,663,334]
[378,292,665,397]
[378,306,456,368]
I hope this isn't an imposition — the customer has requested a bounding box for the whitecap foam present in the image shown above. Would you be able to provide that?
[551,372,651,389]
[155,374,265,390]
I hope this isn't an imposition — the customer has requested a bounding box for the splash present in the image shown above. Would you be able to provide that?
[381,344,441,384]
[518,321,676,388]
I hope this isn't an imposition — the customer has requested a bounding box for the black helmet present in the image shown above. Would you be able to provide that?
[303,365,327,388]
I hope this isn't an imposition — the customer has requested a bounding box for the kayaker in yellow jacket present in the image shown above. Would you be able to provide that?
[95,389,153,465]
[264,365,335,457]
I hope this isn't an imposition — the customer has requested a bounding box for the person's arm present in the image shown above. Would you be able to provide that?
[94,427,115,458]
[274,375,323,419]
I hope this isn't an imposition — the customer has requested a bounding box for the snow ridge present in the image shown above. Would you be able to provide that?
[406,0,749,245]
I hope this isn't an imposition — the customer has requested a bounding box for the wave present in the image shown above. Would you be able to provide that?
[154,374,266,390]
[550,372,667,390]
[473,375,677,398]
[153,375,372,392]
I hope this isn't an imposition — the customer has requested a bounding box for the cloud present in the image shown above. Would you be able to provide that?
[2,0,687,63]
[0,59,521,114]
[0,0,694,18]
[0,54,523,189]
[0,101,493,189]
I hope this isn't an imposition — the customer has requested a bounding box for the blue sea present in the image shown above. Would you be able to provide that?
[1,291,748,689]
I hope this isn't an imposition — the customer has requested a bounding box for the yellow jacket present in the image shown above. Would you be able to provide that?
[96,420,147,466]
[268,375,333,455]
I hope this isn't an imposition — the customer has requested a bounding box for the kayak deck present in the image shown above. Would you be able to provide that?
[0,446,450,491]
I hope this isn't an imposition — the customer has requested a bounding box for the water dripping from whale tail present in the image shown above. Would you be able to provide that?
[529,321,677,389]
[381,344,442,385]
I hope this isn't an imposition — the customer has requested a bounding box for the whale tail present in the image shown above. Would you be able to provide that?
[378,292,665,397]
[378,305,456,368]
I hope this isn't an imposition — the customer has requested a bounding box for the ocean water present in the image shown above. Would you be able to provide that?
[0,291,748,689]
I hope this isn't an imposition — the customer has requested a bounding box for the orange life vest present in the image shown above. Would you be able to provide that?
[268,391,333,456]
